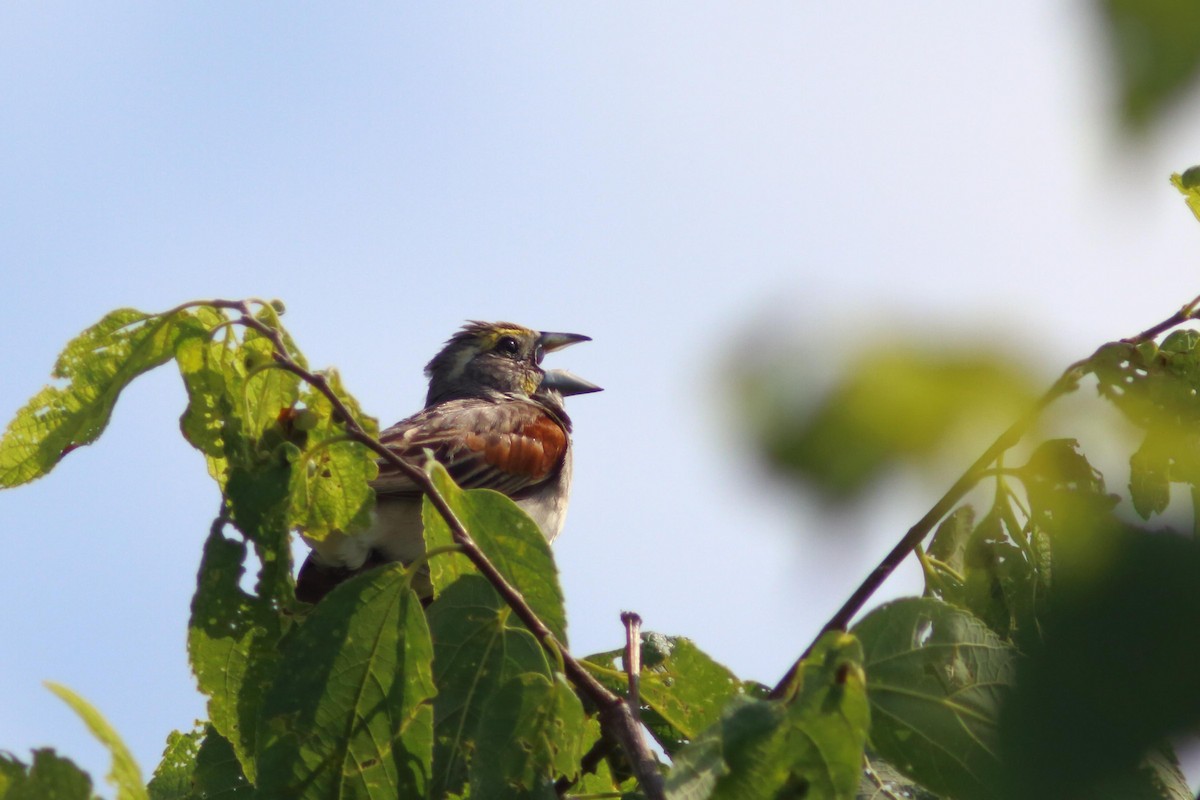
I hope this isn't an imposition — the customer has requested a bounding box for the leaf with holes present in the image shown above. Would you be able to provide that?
[0,307,211,487]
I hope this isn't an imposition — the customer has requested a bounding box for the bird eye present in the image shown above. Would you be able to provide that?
[534,344,545,365]
[496,336,520,356]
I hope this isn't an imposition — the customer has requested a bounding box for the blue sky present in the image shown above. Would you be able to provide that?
[3,3,1199,793]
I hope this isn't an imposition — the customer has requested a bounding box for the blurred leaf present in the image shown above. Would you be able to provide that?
[1170,167,1200,223]
[858,752,941,800]
[1089,743,1192,800]
[0,749,95,800]
[584,634,746,755]
[469,673,588,799]
[192,726,252,799]
[1000,528,1200,800]
[47,682,147,800]
[741,344,1037,501]
[147,727,202,800]
[1096,0,1200,129]
[852,598,1016,800]
[1130,432,1171,518]
[1089,338,1200,519]
[664,632,868,800]
[0,307,210,487]
[256,565,434,799]
[422,461,568,644]
[426,575,552,799]
[188,525,282,783]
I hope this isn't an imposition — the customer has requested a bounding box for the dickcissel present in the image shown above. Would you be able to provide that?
[295,321,599,602]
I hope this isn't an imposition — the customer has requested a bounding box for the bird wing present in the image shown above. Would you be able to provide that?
[371,397,569,497]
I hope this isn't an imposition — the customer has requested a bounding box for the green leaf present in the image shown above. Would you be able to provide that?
[851,598,1016,800]
[1089,339,1200,513]
[147,727,202,800]
[188,524,283,783]
[740,344,1038,501]
[256,565,435,800]
[176,331,296,607]
[286,373,377,542]
[665,632,868,800]
[955,508,1042,645]
[1000,529,1200,799]
[928,506,973,577]
[192,726,253,798]
[1129,433,1171,518]
[422,461,568,644]
[0,749,95,800]
[469,673,588,799]
[1171,168,1200,221]
[0,307,210,487]
[46,682,148,800]
[858,752,941,800]
[427,575,552,799]
[1097,0,1200,129]
[584,634,745,755]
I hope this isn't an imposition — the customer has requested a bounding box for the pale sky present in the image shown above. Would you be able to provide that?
[3,3,1199,793]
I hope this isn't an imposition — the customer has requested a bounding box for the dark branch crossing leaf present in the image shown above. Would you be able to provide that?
[852,598,1015,800]
[422,461,568,645]
[255,565,434,800]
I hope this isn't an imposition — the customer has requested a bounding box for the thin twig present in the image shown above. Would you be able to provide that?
[229,304,666,800]
[621,612,643,723]
[769,295,1200,699]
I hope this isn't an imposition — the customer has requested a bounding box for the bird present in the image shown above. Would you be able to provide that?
[295,321,600,603]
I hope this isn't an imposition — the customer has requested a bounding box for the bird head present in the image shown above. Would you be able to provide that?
[424,321,601,406]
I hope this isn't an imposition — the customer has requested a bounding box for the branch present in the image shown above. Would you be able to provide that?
[230,304,666,800]
[621,612,643,722]
[769,293,1200,699]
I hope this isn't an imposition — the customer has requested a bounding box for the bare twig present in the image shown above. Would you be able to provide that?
[621,612,643,722]
[229,304,666,800]
[769,295,1200,699]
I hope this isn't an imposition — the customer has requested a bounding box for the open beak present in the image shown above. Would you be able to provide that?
[541,369,603,396]
[537,331,592,353]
